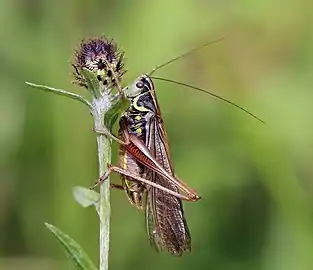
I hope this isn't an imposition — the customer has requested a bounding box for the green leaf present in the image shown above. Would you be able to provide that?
[80,68,100,98]
[45,223,97,270]
[104,95,130,129]
[25,82,92,109]
[73,186,100,208]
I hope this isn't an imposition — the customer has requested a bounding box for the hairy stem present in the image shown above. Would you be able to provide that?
[97,134,111,270]
[92,95,113,270]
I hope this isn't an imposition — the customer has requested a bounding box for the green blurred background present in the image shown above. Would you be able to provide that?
[1,0,313,269]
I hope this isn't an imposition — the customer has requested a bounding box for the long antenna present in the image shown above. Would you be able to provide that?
[151,76,265,124]
[148,37,224,76]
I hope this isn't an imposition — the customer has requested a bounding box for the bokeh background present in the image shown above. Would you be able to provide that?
[1,1,313,269]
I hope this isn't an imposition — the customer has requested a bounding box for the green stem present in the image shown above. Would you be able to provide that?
[92,96,113,270]
[97,134,111,270]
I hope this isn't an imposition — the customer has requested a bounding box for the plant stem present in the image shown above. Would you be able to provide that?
[97,134,111,270]
[92,95,113,270]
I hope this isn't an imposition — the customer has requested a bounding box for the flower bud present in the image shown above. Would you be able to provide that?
[73,37,125,89]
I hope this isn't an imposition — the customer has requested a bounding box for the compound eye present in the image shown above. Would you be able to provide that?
[136,81,144,89]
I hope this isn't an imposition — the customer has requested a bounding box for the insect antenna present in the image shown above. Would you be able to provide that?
[151,76,265,124]
[148,37,224,76]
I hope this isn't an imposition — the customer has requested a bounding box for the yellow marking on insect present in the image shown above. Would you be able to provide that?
[124,180,131,189]
[97,69,106,77]
[135,115,141,120]
[136,128,142,134]
[123,152,127,170]
[133,94,150,112]
[122,153,132,190]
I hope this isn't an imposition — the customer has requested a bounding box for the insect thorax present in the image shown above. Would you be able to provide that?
[123,91,157,140]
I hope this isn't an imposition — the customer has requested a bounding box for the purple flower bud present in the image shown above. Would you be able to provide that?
[72,37,125,89]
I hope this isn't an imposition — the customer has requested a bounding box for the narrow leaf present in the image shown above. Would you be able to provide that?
[25,82,92,109]
[45,223,97,270]
[80,68,100,98]
[104,94,130,129]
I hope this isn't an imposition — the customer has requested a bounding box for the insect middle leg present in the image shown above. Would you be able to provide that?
[110,183,124,190]
[93,127,129,145]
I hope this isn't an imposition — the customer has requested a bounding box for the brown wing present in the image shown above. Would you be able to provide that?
[145,189,163,253]
[149,80,175,173]
[144,116,191,255]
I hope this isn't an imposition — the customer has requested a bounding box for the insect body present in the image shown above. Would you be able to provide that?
[115,74,194,255]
